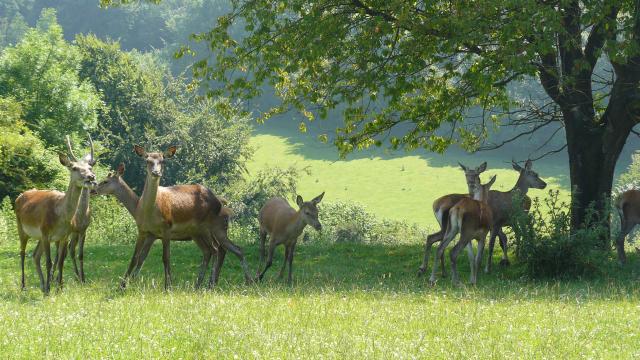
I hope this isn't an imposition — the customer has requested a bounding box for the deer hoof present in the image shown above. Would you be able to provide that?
[428,277,437,286]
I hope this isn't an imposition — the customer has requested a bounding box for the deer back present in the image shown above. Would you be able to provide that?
[618,189,640,224]
[15,190,67,236]
[259,197,300,237]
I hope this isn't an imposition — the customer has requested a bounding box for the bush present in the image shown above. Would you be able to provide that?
[0,196,17,246]
[86,196,137,245]
[511,190,610,279]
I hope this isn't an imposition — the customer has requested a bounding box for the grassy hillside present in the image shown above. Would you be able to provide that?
[246,128,570,228]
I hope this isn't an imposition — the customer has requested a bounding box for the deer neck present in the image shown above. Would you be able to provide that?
[289,211,308,237]
[114,180,139,216]
[62,179,84,220]
[140,172,160,218]
[74,187,91,219]
[510,173,530,195]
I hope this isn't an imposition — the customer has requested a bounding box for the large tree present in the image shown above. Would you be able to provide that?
[165,0,640,240]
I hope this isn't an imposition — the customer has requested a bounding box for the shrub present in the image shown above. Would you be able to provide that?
[86,196,137,245]
[511,189,610,279]
[0,196,17,246]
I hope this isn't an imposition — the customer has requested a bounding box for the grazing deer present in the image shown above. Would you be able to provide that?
[120,146,251,290]
[483,159,547,273]
[15,135,97,293]
[614,189,640,265]
[429,175,497,285]
[257,192,324,284]
[418,162,507,276]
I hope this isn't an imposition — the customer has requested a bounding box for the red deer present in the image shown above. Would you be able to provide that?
[257,192,324,284]
[615,189,640,265]
[429,175,497,285]
[483,159,546,273]
[119,146,251,290]
[15,135,96,293]
[419,162,502,276]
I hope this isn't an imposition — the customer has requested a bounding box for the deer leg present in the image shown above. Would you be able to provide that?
[258,241,277,282]
[473,237,486,285]
[120,233,148,289]
[161,235,172,290]
[287,243,296,285]
[497,229,510,267]
[216,232,252,284]
[617,220,634,265]
[56,237,70,289]
[418,231,442,276]
[209,247,227,289]
[42,238,52,294]
[258,228,267,276]
[18,220,28,291]
[68,232,80,280]
[132,235,156,279]
[278,246,290,279]
[33,240,45,293]
[449,236,468,286]
[430,228,457,285]
[77,231,87,282]
[194,237,212,289]
[484,229,498,273]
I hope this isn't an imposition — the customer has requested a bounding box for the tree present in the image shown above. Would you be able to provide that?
[169,0,640,240]
[0,9,101,147]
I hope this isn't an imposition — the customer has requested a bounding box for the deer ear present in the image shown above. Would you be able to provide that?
[134,145,146,157]
[164,145,177,158]
[458,162,468,172]
[296,195,304,207]
[117,163,125,176]
[487,174,497,187]
[525,159,533,171]
[59,153,72,167]
[312,191,325,204]
[476,162,487,173]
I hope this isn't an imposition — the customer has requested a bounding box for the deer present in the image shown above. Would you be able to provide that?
[483,159,547,273]
[15,135,97,294]
[429,175,497,285]
[614,189,640,265]
[257,192,325,285]
[418,162,508,277]
[95,163,230,287]
[119,145,252,290]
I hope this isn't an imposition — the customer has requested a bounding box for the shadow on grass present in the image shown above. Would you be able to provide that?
[2,240,639,303]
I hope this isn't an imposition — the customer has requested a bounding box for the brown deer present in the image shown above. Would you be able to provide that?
[95,163,230,287]
[257,192,324,284]
[614,189,640,265]
[418,162,506,276]
[429,175,497,285]
[15,135,97,294]
[120,145,252,290]
[483,159,547,273]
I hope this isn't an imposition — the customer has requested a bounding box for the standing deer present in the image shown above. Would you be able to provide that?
[429,175,497,285]
[418,162,507,276]
[483,159,546,273]
[15,135,97,294]
[257,192,325,284]
[120,145,251,290]
[614,189,640,265]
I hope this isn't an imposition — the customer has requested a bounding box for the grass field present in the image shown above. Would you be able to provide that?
[1,128,639,359]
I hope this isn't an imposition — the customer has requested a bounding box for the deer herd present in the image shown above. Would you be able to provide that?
[13,135,639,294]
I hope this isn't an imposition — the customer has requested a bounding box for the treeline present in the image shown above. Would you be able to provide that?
[0,9,251,200]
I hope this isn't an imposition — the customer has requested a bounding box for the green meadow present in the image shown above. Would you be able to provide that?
[1,129,638,359]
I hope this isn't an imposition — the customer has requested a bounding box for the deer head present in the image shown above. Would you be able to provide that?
[95,163,126,196]
[512,159,547,190]
[458,161,487,194]
[134,144,177,179]
[470,175,497,202]
[60,135,97,190]
[295,192,325,231]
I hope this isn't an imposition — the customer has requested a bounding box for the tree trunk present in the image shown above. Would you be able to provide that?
[563,102,631,246]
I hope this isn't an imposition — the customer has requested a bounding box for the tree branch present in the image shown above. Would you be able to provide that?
[584,5,619,68]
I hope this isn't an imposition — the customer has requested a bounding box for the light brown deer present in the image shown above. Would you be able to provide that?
[418,162,504,276]
[429,175,497,285]
[15,135,96,294]
[95,163,230,287]
[257,192,324,284]
[614,189,640,265]
[483,159,546,273]
[120,146,252,290]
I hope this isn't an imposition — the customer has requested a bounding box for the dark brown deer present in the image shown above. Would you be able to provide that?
[15,135,96,294]
[429,175,497,285]
[120,146,251,290]
[483,159,547,273]
[257,192,324,284]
